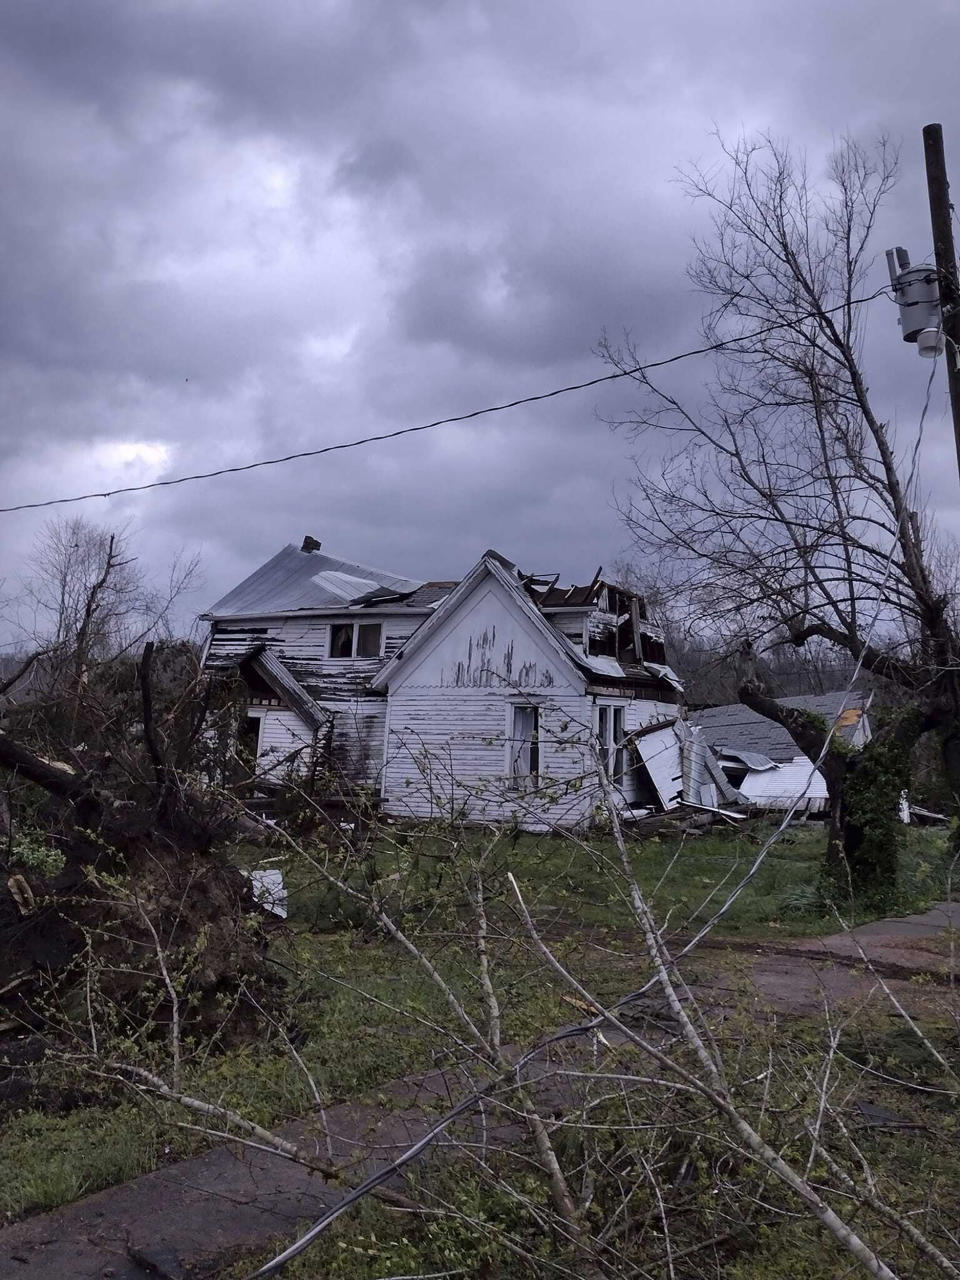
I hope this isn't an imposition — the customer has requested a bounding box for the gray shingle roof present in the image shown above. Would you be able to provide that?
[691,692,868,763]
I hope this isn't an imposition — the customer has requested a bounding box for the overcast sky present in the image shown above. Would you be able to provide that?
[2,0,960,628]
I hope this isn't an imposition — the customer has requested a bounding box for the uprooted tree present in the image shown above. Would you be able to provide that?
[601,133,960,906]
[0,519,279,1044]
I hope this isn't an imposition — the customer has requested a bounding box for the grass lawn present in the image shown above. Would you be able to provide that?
[277,816,954,938]
[0,816,954,1229]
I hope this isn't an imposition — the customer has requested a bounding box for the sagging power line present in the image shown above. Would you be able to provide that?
[0,288,890,517]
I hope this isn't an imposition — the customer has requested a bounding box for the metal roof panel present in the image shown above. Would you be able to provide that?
[207,544,424,617]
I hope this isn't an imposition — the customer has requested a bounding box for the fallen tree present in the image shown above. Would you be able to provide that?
[0,635,281,1050]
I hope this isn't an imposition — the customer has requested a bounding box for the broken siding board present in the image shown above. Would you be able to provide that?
[208,613,424,701]
[633,726,684,810]
[250,649,328,731]
[291,657,386,700]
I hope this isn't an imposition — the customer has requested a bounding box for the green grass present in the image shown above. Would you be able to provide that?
[0,926,622,1220]
[268,818,952,940]
[2,818,953,1225]
[0,933,448,1218]
[509,820,953,936]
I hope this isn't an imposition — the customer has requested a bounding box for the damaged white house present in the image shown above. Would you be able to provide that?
[691,692,872,813]
[202,538,735,828]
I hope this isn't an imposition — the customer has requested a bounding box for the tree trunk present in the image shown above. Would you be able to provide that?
[739,680,930,910]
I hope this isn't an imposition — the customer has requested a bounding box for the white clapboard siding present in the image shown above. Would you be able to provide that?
[383,690,597,829]
[256,702,388,786]
[623,700,678,732]
[257,710,318,776]
[739,756,829,811]
[208,613,425,700]
[546,613,588,645]
[328,701,388,785]
[389,577,582,693]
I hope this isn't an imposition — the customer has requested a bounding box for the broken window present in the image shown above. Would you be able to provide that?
[587,619,618,657]
[597,703,627,785]
[640,635,668,665]
[238,711,263,767]
[330,624,354,658]
[720,762,749,789]
[328,622,383,658]
[510,705,540,788]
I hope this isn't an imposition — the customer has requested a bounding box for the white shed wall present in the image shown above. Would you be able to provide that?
[739,755,829,811]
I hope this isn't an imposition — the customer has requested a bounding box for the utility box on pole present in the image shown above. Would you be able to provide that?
[886,246,944,358]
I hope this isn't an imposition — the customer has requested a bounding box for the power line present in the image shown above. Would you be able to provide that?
[0,288,890,517]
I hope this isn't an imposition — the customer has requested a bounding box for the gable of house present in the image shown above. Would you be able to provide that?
[373,552,587,694]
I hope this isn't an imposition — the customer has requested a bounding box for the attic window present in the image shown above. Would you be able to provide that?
[329,622,382,659]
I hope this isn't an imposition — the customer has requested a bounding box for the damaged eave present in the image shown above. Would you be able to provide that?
[204,604,436,623]
[223,644,328,733]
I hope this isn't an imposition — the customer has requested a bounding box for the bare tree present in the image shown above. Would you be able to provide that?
[600,133,960,903]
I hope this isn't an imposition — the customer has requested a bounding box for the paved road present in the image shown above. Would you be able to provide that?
[0,1067,469,1279]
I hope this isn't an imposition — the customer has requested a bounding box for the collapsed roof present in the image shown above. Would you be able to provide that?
[204,541,680,691]
[691,692,870,764]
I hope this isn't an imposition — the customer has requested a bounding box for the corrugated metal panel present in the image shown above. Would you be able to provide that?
[674,720,740,806]
[207,544,424,617]
[703,749,740,804]
[310,570,380,601]
[720,748,777,771]
[633,725,684,809]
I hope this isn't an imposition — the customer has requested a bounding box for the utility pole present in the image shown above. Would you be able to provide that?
[922,122,960,479]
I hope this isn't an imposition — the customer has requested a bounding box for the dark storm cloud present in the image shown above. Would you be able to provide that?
[2,0,960,624]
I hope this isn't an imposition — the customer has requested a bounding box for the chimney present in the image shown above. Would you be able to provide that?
[300,535,322,554]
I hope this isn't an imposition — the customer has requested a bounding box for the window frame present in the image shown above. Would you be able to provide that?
[327,620,384,659]
[596,699,628,786]
[508,703,540,790]
[239,707,265,763]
